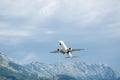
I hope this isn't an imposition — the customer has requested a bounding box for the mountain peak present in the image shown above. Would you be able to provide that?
[0,53,120,80]
[0,52,20,67]
[0,52,11,66]
[26,61,120,79]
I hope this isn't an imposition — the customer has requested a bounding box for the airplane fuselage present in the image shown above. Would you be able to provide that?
[59,41,72,58]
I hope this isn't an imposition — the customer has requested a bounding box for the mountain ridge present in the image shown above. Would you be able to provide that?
[0,52,120,80]
[26,61,120,79]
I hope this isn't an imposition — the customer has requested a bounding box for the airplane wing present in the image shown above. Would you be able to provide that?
[50,50,61,53]
[71,49,84,51]
[51,49,84,53]
[50,49,66,53]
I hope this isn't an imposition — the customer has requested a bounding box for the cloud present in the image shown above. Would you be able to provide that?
[39,1,60,17]
[1,0,120,44]
[21,53,39,64]
[0,30,30,37]
[0,0,119,44]
[0,0,59,44]
[102,22,120,38]
[45,30,56,35]
[0,0,60,19]
[51,0,120,26]
[0,21,56,45]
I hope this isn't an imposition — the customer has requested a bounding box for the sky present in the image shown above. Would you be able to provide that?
[0,0,120,72]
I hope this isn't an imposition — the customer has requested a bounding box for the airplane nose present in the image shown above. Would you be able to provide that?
[58,41,62,44]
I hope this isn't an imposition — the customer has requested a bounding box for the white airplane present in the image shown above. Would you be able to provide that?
[50,40,84,58]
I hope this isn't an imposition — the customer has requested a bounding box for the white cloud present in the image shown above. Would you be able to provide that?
[0,22,56,44]
[1,0,119,27]
[45,30,56,34]
[0,29,31,45]
[39,1,60,17]
[54,0,120,25]
[0,0,120,43]
[21,53,39,64]
[0,30,30,37]
[103,22,120,38]
[0,0,59,18]
[0,22,9,28]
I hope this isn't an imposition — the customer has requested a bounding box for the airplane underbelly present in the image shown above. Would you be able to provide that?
[66,52,72,58]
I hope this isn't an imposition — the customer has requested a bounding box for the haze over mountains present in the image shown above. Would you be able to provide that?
[0,52,120,80]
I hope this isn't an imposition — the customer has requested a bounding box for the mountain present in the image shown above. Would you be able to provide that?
[0,52,120,80]
[26,61,120,80]
[0,52,42,80]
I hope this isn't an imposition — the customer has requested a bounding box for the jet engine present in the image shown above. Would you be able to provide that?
[57,49,60,51]
[68,48,72,51]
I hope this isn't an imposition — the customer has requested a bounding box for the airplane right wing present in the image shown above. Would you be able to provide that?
[71,49,84,51]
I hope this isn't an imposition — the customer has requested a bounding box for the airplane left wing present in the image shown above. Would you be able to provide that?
[50,50,60,53]
[50,49,68,54]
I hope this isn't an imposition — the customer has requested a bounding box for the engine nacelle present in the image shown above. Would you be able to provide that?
[57,49,60,51]
[68,48,72,51]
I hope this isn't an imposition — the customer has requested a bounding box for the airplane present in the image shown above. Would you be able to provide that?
[50,40,84,58]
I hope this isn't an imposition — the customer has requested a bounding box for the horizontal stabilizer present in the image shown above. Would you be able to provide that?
[65,56,79,58]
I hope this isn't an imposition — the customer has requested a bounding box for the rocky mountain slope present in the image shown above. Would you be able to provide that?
[0,52,120,80]
[26,61,120,80]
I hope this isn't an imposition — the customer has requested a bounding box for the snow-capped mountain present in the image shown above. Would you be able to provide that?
[0,52,120,80]
[0,52,18,67]
[0,52,41,80]
[26,61,120,80]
